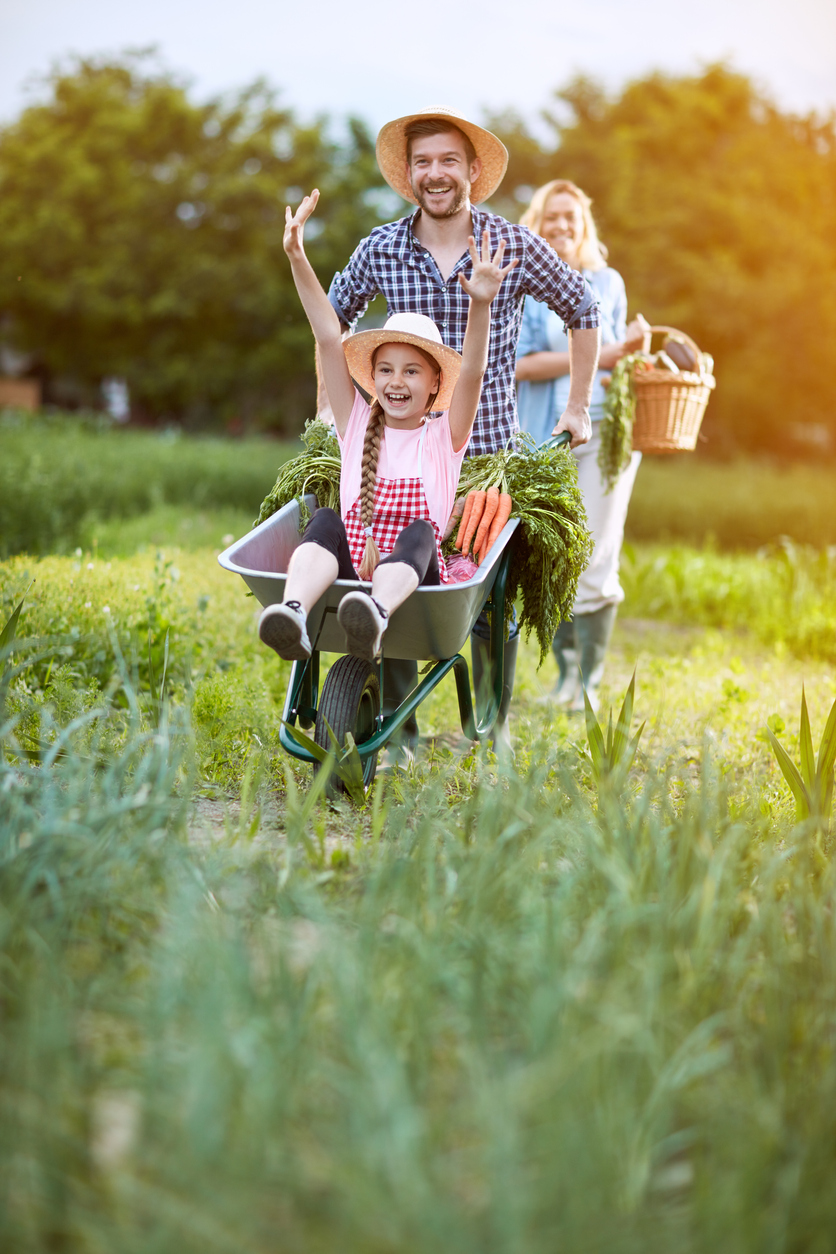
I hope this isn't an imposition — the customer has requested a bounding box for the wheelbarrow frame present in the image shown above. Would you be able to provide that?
[218,505,519,769]
[218,432,571,774]
[275,537,515,767]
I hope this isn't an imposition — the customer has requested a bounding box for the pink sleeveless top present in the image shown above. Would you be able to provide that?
[336,392,470,584]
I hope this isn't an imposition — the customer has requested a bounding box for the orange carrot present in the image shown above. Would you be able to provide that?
[445,496,466,542]
[473,486,500,561]
[480,492,513,561]
[460,489,486,556]
[455,492,476,550]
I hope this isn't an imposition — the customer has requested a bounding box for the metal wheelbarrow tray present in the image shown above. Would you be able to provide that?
[218,494,519,789]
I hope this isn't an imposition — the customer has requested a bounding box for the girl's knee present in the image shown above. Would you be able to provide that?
[404,519,434,540]
[304,507,341,539]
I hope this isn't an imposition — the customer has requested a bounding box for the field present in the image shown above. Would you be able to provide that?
[2,416,836,1249]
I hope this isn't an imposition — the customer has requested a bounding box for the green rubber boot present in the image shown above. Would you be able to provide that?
[542,616,579,706]
[570,604,618,713]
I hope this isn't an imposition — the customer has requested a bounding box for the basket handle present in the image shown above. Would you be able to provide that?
[649,325,702,369]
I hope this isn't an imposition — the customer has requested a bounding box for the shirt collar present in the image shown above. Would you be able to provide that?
[403,204,488,258]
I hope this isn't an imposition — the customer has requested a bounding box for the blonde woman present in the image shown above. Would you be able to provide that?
[516,180,649,711]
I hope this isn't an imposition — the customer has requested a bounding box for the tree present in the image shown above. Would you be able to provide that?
[0,53,388,431]
[489,66,836,454]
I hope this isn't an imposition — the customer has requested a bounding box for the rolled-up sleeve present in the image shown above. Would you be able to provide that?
[522,229,601,331]
[327,237,379,329]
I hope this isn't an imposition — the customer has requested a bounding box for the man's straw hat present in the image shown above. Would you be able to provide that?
[376,107,509,207]
[343,313,462,411]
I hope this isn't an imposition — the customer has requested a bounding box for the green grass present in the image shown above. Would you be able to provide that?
[0,408,294,558]
[4,475,836,1247]
[627,453,836,549]
[3,586,836,1248]
[6,410,836,560]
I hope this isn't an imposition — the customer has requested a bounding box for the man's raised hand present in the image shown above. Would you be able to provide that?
[458,230,518,304]
[283,189,320,259]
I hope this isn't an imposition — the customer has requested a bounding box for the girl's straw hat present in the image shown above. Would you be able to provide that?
[376,107,509,207]
[343,313,463,411]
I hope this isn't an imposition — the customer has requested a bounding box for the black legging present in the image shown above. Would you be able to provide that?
[301,508,440,586]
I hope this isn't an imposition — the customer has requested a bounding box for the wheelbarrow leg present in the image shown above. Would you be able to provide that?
[471,631,518,752]
[454,547,512,742]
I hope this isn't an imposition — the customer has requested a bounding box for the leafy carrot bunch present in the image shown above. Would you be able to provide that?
[456,434,592,663]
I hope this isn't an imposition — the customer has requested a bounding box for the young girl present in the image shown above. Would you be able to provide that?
[258,188,515,663]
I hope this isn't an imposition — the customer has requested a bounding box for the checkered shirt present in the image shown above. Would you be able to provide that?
[344,474,449,583]
[328,206,601,458]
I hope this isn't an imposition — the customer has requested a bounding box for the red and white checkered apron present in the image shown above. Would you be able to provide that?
[344,424,450,583]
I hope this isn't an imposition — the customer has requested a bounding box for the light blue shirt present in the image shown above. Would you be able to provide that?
[516,267,628,445]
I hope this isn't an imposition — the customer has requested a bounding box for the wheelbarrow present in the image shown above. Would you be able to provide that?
[218,433,569,791]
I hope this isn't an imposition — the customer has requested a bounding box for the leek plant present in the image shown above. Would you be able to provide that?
[583,668,645,798]
[764,685,836,830]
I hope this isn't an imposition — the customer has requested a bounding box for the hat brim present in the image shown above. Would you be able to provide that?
[376,108,509,207]
[343,328,462,412]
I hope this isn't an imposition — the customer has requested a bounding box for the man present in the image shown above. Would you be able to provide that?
[323,108,601,754]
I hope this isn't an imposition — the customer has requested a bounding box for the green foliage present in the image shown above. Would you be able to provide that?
[584,668,645,794]
[620,540,836,664]
[255,416,342,528]
[284,717,367,806]
[4,690,836,1247]
[491,64,836,454]
[458,433,594,662]
[598,353,640,487]
[0,53,388,428]
[764,686,836,828]
[627,455,836,550]
[0,408,292,556]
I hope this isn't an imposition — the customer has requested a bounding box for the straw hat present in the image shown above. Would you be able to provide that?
[343,313,463,411]
[376,107,509,207]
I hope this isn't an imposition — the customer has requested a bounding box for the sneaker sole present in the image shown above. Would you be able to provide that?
[259,610,311,661]
[338,598,382,661]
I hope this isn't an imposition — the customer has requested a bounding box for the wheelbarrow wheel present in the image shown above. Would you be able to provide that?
[315,655,380,797]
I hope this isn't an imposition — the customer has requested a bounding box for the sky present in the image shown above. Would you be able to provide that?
[2,0,835,136]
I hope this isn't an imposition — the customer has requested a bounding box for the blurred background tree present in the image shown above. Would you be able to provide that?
[1,57,834,452]
[0,52,391,432]
[488,64,836,456]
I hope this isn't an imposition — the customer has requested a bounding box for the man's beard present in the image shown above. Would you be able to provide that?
[413,180,469,219]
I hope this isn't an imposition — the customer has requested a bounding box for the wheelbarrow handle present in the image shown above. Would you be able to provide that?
[542,430,572,450]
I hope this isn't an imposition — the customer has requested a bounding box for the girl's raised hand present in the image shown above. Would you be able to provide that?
[458,230,517,303]
[283,189,320,258]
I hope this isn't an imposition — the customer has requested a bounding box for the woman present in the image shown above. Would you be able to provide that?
[516,180,649,711]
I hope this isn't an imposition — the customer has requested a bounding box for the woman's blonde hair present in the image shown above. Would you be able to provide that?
[356,343,440,581]
[520,179,608,272]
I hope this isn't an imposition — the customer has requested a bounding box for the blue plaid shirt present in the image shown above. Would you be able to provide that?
[328,206,600,457]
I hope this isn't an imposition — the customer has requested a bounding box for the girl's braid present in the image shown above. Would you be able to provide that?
[356,399,385,581]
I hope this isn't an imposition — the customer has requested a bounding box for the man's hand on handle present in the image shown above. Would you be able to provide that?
[553,405,592,449]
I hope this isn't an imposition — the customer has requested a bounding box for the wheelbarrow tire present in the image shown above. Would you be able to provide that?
[315,655,380,798]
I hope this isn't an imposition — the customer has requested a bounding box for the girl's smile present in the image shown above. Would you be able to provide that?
[373,343,440,428]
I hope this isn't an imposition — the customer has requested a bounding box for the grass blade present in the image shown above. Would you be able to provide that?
[765,725,811,818]
[584,687,607,780]
[0,597,25,683]
[612,669,636,765]
[815,693,836,781]
[799,686,815,789]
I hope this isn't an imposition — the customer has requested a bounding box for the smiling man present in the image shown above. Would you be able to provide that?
[326,107,601,456]
[324,107,602,755]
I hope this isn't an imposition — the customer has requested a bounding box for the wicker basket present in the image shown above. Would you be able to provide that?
[631,326,716,454]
